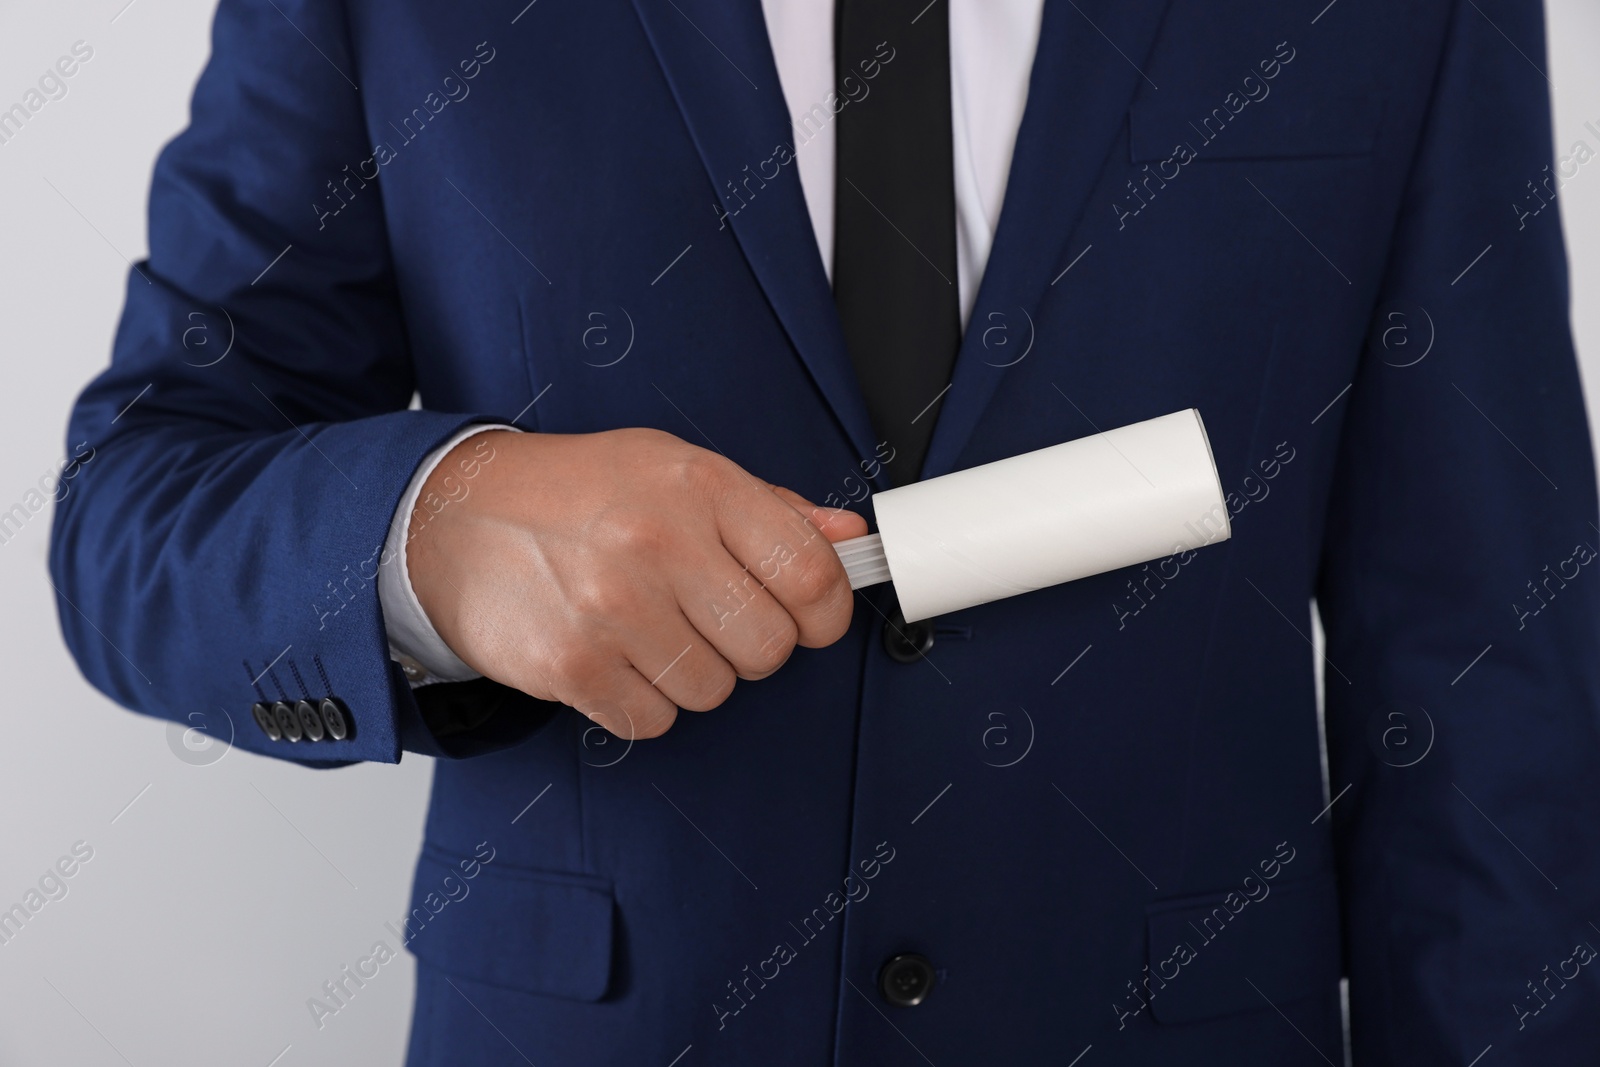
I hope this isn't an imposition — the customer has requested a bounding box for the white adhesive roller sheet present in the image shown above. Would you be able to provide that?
[833,409,1230,623]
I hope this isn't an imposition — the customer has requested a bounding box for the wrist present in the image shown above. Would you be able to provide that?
[404,429,522,660]
[406,429,515,544]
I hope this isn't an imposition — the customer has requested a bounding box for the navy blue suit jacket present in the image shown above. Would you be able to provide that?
[52,0,1600,1062]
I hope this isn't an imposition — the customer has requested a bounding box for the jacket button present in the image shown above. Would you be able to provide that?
[273,700,302,742]
[252,702,282,741]
[320,698,352,740]
[878,953,935,1007]
[882,607,933,663]
[296,699,326,741]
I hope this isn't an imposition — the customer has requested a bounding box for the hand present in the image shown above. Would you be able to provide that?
[407,428,868,739]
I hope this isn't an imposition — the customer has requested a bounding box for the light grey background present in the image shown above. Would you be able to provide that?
[1,2,1596,1064]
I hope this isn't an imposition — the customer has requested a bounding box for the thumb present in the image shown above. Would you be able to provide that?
[765,484,870,544]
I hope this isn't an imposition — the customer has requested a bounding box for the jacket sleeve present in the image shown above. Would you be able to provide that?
[1316,0,1600,1059]
[49,0,557,767]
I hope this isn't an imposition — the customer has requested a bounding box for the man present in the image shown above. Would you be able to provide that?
[51,0,1600,1062]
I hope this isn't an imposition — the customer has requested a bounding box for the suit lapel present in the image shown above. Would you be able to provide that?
[629,0,1175,483]
[920,0,1174,480]
[629,0,884,468]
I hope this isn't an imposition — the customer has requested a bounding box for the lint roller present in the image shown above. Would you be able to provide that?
[833,408,1230,623]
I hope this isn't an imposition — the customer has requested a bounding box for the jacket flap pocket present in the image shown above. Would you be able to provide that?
[402,846,614,1002]
[1129,93,1383,162]
[1144,873,1338,1025]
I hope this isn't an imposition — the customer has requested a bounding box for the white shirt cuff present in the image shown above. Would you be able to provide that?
[378,423,520,687]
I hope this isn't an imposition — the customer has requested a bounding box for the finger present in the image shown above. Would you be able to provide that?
[673,546,800,681]
[766,484,869,543]
[619,607,740,712]
[550,653,679,740]
[713,479,855,648]
[579,689,677,743]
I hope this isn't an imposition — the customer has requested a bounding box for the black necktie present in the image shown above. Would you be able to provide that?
[833,0,961,487]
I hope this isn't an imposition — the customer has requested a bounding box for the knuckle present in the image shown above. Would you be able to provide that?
[798,590,855,647]
[624,700,677,739]
[678,666,737,712]
[705,669,738,707]
[626,426,676,448]
[571,574,638,620]
[820,606,855,644]
[677,449,735,502]
[606,512,667,558]
[785,548,845,608]
[546,642,610,695]
[743,621,798,677]
[616,426,681,462]
[580,701,631,737]
[578,675,675,733]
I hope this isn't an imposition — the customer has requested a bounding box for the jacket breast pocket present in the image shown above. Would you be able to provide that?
[1144,873,1340,1025]
[1129,92,1384,163]
[402,846,615,1002]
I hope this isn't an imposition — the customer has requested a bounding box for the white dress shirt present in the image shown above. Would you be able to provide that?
[379,0,1046,684]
